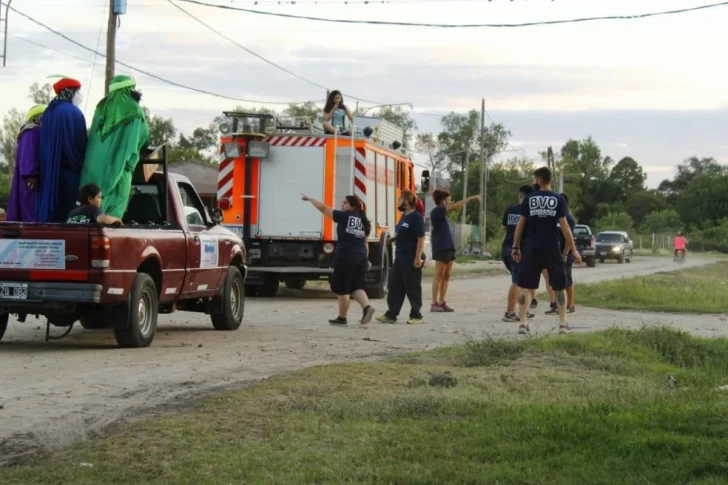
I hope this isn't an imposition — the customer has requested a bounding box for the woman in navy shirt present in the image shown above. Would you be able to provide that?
[301,193,375,325]
[429,190,480,312]
[376,190,426,325]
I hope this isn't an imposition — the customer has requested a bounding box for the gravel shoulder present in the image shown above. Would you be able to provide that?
[0,256,723,464]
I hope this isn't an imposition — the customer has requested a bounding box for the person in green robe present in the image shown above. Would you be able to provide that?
[81,75,150,218]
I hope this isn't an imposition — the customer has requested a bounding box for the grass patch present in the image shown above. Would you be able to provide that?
[575,262,728,314]
[5,327,728,484]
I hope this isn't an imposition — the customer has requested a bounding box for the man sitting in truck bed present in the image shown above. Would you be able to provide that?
[67,183,123,225]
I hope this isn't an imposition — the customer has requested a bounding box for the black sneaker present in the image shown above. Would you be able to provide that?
[329,316,347,325]
[530,299,538,309]
[527,312,535,319]
[545,304,558,315]
[568,306,576,314]
[502,312,519,322]
[361,306,375,325]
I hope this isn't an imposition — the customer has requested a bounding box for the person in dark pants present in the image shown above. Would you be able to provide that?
[557,193,576,314]
[511,167,581,335]
[429,189,481,313]
[301,193,375,326]
[377,190,426,325]
[501,184,535,322]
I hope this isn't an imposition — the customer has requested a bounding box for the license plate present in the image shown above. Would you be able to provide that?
[248,249,262,259]
[0,283,29,300]
[599,252,607,256]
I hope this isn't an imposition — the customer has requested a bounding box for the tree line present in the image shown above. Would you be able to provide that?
[1,84,726,252]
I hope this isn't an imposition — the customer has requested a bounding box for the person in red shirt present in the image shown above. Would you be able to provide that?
[673,232,688,260]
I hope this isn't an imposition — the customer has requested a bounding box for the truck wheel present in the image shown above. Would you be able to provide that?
[617,254,624,264]
[0,313,8,342]
[114,273,158,348]
[258,275,279,298]
[366,247,390,300]
[284,279,306,290]
[586,257,596,268]
[211,266,245,331]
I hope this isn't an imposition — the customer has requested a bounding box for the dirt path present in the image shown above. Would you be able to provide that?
[0,256,724,463]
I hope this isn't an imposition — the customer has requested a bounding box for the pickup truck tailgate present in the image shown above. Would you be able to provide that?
[0,224,91,281]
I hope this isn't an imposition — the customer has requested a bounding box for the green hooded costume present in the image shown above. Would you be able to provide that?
[80,75,150,218]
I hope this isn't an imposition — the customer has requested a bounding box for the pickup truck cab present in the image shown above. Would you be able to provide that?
[573,224,597,267]
[0,146,247,348]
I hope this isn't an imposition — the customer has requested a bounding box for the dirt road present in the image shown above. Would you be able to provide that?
[0,257,724,463]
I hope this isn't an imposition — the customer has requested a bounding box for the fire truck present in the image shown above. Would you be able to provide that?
[215,112,423,298]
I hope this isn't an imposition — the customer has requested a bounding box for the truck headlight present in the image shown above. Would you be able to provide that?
[612,246,621,252]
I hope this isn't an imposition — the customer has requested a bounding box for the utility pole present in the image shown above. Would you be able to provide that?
[104,1,117,95]
[479,98,486,245]
[461,148,470,225]
[1,0,12,68]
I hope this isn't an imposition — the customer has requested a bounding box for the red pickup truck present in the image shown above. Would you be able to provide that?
[0,146,247,348]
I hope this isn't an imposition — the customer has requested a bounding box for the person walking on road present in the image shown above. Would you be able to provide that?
[511,167,581,335]
[557,193,577,313]
[501,185,536,322]
[429,190,481,313]
[377,190,426,325]
[301,193,375,326]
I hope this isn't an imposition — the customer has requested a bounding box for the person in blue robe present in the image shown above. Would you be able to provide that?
[37,77,88,223]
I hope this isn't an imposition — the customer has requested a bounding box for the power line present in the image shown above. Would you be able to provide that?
[176,0,728,28]
[4,4,321,105]
[166,0,383,105]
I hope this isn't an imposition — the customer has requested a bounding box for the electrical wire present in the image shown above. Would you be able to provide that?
[6,4,318,105]
[176,0,728,28]
[84,0,107,116]
[166,0,383,105]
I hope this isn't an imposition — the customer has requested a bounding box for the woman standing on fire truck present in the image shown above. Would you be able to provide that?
[301,193,376,325]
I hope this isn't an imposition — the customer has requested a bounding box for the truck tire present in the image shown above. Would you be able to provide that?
[258,275,279,298]
[114,273,158,348]
[0,313,8,342]
[211,266,245,331]
[284,279,306,290]
[617,254,624,264]
[586,256,596,268]
[366,245,390,300]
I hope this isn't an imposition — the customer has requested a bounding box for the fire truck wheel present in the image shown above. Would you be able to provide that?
[366,247,390,300]
[0,312,8,342]
[285,279,306,290]
[258,275,279,298]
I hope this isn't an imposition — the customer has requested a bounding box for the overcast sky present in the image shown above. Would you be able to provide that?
[1,0,726,187]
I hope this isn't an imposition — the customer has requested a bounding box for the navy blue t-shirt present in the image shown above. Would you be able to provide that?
[558,213,576,261]
[520,190,567,250]
[333,210,367,261]
[395,210,425,261]
[430,205,454,253]
[501,203,522,250]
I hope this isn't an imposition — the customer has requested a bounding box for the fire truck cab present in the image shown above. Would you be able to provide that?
[215,111,418,298]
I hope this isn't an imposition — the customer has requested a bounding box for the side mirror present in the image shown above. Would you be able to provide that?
[211,207,224,224]
[421,170,430,192]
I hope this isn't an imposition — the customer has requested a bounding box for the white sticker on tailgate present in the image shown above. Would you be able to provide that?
[0,239,66,270]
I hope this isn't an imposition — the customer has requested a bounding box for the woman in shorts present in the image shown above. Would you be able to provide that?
[301,193,375,325]
[429,190,481,312]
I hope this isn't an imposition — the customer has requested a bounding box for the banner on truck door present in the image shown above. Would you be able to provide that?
[0,239,65,270]
[199,236,219,269]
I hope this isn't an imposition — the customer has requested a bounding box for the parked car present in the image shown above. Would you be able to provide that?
[595,231,634,264]
[573,224,596,267]
[0,146,247,348]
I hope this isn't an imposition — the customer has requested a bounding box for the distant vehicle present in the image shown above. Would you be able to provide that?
[573,224,596,267]
[595,231,634,264]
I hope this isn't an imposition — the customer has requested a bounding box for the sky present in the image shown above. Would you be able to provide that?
[1,0,727,187]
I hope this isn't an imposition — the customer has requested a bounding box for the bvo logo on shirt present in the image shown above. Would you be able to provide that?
[529,195,559,218]
[506,213,521,226]
[346,216,366,238]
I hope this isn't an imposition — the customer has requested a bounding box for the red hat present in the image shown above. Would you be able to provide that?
[52,77,81,94]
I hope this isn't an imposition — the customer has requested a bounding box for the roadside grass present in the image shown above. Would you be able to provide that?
[5,327,728,485]
[576,262,728,314]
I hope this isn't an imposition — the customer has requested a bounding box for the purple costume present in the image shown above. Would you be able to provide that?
[7,124,41,222]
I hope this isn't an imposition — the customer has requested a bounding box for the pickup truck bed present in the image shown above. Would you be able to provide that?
[0,163,247,348]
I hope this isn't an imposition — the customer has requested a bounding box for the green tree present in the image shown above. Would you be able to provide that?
[609,156,646,198]
[644,209,682,234]
[625,190,665,228]
[28,82,54,105]
[283,102,318,119]
[676,172,728,225]
[415,132,446,181]
[373,106,417,149]
[595,211,634,233]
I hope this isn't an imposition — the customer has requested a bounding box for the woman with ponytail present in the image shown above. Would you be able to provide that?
[301,193,375,325]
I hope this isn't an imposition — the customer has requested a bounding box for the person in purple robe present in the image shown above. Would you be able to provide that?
[7,104,47,222]
[37,76,88,223]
